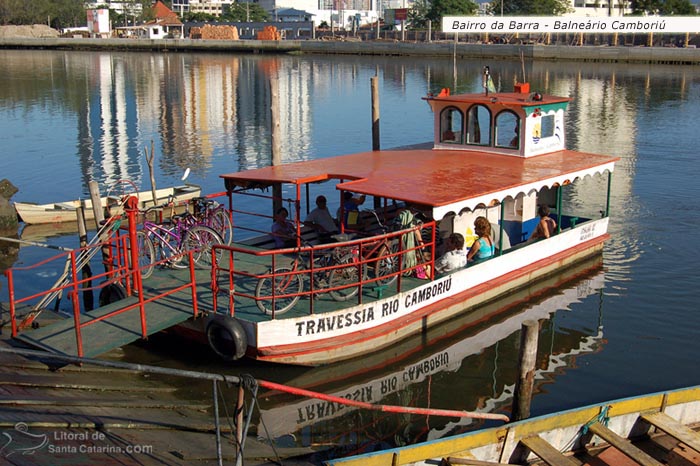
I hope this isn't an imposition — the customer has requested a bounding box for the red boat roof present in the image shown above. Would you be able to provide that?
[221,147,618,217]
[423,92,570,108]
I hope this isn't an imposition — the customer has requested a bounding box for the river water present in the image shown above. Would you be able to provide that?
[1,49,700,462]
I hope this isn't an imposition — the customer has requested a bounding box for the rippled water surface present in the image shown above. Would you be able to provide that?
[2,50,700,460]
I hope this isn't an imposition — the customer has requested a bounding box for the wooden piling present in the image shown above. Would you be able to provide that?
[512,319,539,421]
[270,73,282,215]
[76,205,93,312]
[371,75,380,151]
[88,181,111,273]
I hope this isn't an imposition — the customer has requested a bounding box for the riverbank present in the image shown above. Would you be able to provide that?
[2,36,700,64]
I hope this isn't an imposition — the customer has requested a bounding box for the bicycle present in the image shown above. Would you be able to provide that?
[254,242,358,315]
[136,202,224,279]
[328,209,403,293]
[189,197,233,246]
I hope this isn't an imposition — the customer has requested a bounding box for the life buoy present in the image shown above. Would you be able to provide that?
[98,282,126,307]
[206,316,247,361]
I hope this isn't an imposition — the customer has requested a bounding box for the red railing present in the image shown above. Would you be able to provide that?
[211,220,436,319]
[4,198,203,357]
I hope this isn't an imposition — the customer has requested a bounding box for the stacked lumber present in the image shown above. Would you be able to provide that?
[257,26,281,40]
[190,24,239,40]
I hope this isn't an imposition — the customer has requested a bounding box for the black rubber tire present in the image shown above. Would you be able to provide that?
[98,282,127,307]
[206,316,248,361]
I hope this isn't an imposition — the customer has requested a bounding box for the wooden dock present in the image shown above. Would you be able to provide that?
[0,340,316,465]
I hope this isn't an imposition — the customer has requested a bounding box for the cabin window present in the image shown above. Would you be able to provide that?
[466,104,491,146]
[440,107,463,144]
[495,110,520,149]
[540,114,555,138]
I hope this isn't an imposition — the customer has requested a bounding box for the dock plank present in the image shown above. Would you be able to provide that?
[641,411,700,454]
[587,422,664,466]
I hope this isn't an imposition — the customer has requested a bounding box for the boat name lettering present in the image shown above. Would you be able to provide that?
[296,307,375,336]
[296,386,373,423]
[404,352,450,382]
[404,277,452,308]
[381,298,400,317]
[380,376,398,395]
[579,223,596,241]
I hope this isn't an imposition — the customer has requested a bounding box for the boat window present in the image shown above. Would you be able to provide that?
[495,110,520,149]
[466,104,491,146]
[540,114,555,138]
[440,107,463,144]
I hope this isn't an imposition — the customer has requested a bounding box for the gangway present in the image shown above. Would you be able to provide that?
[5,197,211,359]
[13,266,210,358]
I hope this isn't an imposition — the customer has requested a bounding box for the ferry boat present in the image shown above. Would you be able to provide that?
[186,74,619,366]
[3,71,618,368]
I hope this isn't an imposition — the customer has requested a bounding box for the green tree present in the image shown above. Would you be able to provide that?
[0,0,85,27]
[180,11,218,22]
[427,0,478,25]
[407,0,431,29]
[220,3,270,22]
[631,0,696,14]
[487,0,571,16]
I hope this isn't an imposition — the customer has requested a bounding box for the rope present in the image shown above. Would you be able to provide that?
[559,404,611,453]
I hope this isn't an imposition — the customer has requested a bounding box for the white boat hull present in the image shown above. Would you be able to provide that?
[14,185,201,225]
[244,218,609,365]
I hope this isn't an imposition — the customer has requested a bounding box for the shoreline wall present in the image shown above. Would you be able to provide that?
[2,37,700,64]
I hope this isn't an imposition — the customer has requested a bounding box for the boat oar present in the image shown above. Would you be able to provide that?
[0,236,73,252]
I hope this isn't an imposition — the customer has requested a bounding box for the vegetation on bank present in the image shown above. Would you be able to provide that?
[0,0,695,32]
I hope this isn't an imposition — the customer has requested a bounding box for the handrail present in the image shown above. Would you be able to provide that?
[211,220,436,319]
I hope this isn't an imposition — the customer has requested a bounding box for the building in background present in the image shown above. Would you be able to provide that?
[87,9,111,38]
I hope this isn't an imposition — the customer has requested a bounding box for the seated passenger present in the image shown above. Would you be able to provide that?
[271,207,296,248]
[467,216,494,262]
[435,233,467,275]
[303,195,338,242]
[529,205,557,241]
[338,192,366,230]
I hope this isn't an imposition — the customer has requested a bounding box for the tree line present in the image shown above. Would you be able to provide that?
[0,0,694,31]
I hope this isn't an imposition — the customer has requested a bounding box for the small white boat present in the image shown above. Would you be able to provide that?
[325,385,700,466]
[14,184,201,225]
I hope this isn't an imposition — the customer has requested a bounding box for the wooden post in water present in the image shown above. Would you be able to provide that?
[512,319,539,421]
[270,73,283,215]
[76,204,93,312]
[371,75,380,151]
[145,140,157,206]
[88,181,111,273]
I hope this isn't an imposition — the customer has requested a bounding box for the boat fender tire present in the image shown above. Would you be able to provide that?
[206,316,247,361]
[98,282,127,307]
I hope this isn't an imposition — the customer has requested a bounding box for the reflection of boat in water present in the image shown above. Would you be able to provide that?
[256,255,606,444]
[18,222,82,244]
[328,385,700,466]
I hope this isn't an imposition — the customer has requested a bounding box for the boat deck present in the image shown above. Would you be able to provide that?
[13,243,425,358]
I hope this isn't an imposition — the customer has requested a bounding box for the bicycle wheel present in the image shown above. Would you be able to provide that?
[134,230,156,279]
[181,225,224,268]
[328,255,364,302]
[374,242,399,287]
[210,208,233,245]
[255,266,303,315]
